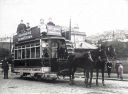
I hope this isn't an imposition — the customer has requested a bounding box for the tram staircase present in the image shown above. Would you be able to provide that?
[51,58,70,76]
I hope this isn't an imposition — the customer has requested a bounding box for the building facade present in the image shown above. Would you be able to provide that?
[62,26,86,48]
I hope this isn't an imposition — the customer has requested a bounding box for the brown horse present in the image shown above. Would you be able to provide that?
[68,45,115,87]
[68,51,94,87]
[90,45,116,86]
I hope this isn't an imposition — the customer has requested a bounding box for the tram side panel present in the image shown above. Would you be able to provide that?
[13,59,51,74]
[13,41,51,76]
[12,40,69,79]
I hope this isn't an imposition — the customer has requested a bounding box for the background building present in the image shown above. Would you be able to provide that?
[0,36,12,60]
[62,26,86,48]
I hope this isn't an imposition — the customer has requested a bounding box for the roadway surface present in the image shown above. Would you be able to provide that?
[0,70,128,94]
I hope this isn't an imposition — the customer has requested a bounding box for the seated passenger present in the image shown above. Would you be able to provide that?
[47,18,55,26]
[38,19,47,37]
[43,48,49,57]
[26,22,31,31]
[38,19,47,32]
[43,48,49,66]
[17,20,26,34]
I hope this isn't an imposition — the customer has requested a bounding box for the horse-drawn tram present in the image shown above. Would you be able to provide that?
[12,26,69,80]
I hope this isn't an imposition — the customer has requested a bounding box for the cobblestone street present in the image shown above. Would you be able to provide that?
[0,71,128,94]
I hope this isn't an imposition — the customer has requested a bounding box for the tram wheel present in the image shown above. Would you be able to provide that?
[20,73,26,78]
[20,75,24,79]
[51,78,57,81]
[34,74,41,81]
[37,75,42,81]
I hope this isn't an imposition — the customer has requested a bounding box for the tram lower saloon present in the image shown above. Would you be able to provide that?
[13,38,69,80]
[41,38,69,73]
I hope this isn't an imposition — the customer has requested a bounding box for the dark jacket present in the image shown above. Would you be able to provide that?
[2,60,9,71]
[17,23,26,33]
[107,62,112,69]
[47,21,55,26]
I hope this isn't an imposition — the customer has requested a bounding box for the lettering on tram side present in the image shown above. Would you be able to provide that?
[18,31,32,41]
[32,68,41,71]
[13,27,40,43]
[15,68,41,73]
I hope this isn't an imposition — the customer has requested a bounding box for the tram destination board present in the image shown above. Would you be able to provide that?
[13,27,40,43]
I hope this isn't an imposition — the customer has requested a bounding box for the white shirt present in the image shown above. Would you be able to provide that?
[118,65,123,74]
[38,23,47,33]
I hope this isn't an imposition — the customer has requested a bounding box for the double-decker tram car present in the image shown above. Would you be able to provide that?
[12,26,69,80]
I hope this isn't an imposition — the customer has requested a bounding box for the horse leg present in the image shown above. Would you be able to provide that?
[84,69,87,84]
[57,75,60,79]
[69,67,73,85]
[63,75,65,79]
[71,67,76,84]
[96,68,99,86]
[85,69,89,87]
[101,68,105,86]
[69,67,76,85]
[89,68,93,87]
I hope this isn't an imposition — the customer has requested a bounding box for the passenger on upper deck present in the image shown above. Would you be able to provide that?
[17,20,26,34]
[26,22,31,31]
[47,18,55,26]
[38,19,47,33]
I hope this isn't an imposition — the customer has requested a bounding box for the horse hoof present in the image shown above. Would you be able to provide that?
[103,84,105,86]
[96,83,99,86]
[69,81,74,85]
[88,84,92,88]
[86,85,88,88]
[85,85,91,88]
[89,85,92,88]
[69,82,72,85]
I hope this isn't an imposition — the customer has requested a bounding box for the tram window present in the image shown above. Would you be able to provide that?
[22,46,25,48]
[15,46,18,49]
[22,49,25,59]
[51,40,58,48]
[36,43,40,46]
[15,50,17,59]
[36,47,40,58]
[26,48,30,58]
[31,48,35,58]
[18,46,21,49]
[17,50,21,59]
[50,40,58,58]
[26,44,30,47]
[31,43,35,46]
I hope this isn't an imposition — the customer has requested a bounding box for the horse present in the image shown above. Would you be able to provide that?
[68,45,115,87]
[68,51,94,87]
[90,45,116,86]
[94,47,107,86]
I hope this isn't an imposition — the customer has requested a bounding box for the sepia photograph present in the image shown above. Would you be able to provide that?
[0,0,128,94]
